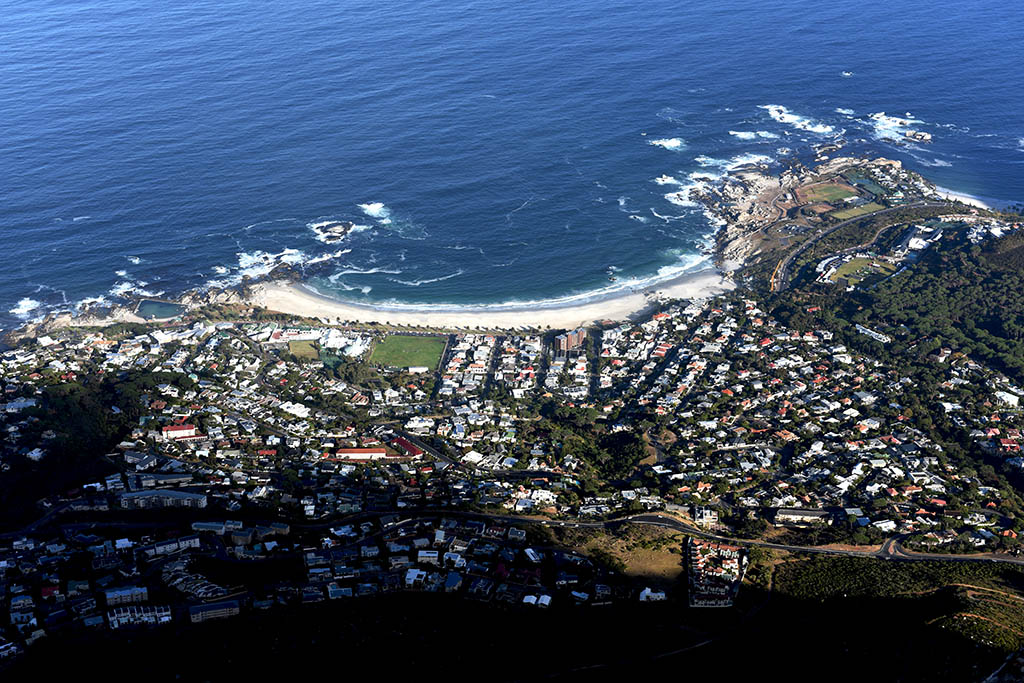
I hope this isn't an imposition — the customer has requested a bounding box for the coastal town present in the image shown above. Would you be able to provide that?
[2,156,1024,674]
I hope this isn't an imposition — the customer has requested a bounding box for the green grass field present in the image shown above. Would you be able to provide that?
[797,183,859,204]
[830,257,897,284]
[288,340,320,360]
[370,335,446,370]
[842,170,887,196]
[831,202,886,220]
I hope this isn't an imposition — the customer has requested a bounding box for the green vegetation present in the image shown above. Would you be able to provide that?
[0,371,196,528]
[287,339,319,361]
[830,201,886,220]
[797,182,858,203]
[754,555,1024,672]
[830,256,897,285]
[369,334,446,370]
[787,206,968,287]
[775,556,1024,602]
[843,169,886,196]
[788,231,1024,382]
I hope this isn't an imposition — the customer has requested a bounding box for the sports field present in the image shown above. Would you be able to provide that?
[369,335,446,370]
[796,182,859,204]
[831,202,885,220]
[830,257,897,285]
[288,340,319,360]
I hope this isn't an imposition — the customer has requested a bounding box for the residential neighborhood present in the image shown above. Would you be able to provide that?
[3,220,1024,663]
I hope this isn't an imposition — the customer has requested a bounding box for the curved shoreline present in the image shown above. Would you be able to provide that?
[933,186,1022,211]
[246,268,734,329]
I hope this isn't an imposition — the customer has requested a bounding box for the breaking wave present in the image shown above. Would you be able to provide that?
[868,111,925,140]
[648,137,685,150]
[9,298,41,318]
[759,104,834,135]
[358,202,391,219]
[729,130,779,140]
[309,252,716,314]
[110,281,165,298]
[388,270,465,287]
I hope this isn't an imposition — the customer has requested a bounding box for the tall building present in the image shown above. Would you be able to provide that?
[555,327,586,353]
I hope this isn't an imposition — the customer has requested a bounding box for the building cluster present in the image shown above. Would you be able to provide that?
[815,215,1021,291]
[687,538,746,607]
[0,511,662,659]
[0,528,243,651]
[610,298,1023,550]
[3,287,1023,548]
[439,333,494,399]
[3,269,1024,660]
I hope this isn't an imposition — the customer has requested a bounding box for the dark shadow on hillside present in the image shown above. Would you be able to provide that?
[3,575,1014,683]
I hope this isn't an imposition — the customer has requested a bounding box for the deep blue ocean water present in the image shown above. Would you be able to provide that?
[3,0,1022,328]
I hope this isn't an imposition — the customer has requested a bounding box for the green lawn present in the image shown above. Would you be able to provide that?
[843,170,887,196]
[288,340,319,360]
[831,202,886,220]
[798,182,859,204]
[370,335,446,370]
[830,257,897,284]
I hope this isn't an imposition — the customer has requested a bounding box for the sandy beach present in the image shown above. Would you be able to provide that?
[934,186,1021,211]
[246,269,733,330]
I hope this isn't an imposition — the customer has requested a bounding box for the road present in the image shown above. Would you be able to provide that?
[626,514,1024,566]
[296,508,1024,568]
[769,201,946,292]
[0,502,71,540]
[12,500,1024,568]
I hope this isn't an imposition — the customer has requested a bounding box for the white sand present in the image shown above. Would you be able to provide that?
[247,270,733,330]
[934,186,1020,211]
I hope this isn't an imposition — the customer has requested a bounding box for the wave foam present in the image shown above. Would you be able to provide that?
[9,298,41,317]
[326,280,373,295]
[696,153,773,171]
[868,111,924,140]
[910,155,952,168]
[358,202,391,219]
[76,296,108,309]
[308,219,363,244]
[933,186,1020,210]
[325,252,715,313]
[388,270,464,287]
[110,280,165,298]
[648,137,685,150]
[664,154,773,209]
[306,249,352,265]
[327,266,403,282]
[650,209,684,222]
[234,248,307,281]
[729,130,780,140]
[759,104,834,135]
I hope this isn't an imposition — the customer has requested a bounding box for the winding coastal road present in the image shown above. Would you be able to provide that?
[769,201,945,292]
[8,501,1023,567]
[302,509,1024,567]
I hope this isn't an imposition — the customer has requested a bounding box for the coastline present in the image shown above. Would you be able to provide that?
[934,186,1021,211]
[14,153,1020,340]
[246,268,734,329]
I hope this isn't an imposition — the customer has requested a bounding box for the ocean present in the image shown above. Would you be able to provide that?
[3,0,1022,329]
